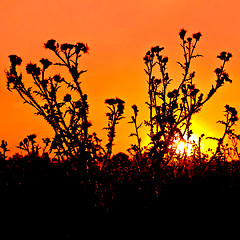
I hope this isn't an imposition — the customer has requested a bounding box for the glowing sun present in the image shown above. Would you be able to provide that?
[175,134,199,156]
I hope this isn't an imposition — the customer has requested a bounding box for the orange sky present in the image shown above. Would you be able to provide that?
[0,0,240,155]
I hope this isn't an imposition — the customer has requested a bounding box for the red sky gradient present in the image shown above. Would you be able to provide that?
[0,0,240,155]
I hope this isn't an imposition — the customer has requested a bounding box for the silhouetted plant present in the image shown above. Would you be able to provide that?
[0,140,9,160]
[207,105,238,164]
[17,134,39,156]
[224,129,240,161]
[128,104,143,171]
[190,133,206,166]
[6,41,104,172]
[103,98,125,169]
[143,29,233,173]
[42,137,51,154]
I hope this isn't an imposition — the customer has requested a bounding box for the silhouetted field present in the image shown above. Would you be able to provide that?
[2,29,240,237]
[0,152,240,237]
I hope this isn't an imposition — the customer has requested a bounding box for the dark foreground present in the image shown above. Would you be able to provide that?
[0,154,240,238]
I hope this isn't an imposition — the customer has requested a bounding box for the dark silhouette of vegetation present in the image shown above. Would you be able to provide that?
[103,97,125,167]
[2,29,240,236]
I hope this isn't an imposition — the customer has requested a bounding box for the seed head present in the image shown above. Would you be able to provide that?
[179,29,187,40]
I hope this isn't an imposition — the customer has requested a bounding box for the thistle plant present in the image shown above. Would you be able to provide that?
[17,134,40,156]
[224,130,240,161]
[128,104,143,170]
[103,98,125,169]
[0,140,9,160]
[42,137,51,154]
[143,29,233,169]
[207,105,238,164]
[6,40,100,169]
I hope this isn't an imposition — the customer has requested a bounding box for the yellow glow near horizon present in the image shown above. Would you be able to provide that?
[140,132,201,157]
[175,134,199,156]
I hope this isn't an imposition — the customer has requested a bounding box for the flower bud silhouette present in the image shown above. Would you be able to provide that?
[132,105,139,115]
[60,43,74,51]
[75,42,89,54]
[26,63,41,76]
[179,28,187,40]
[8,55,22,66]
[193,32,202,41]
[44,39,57,51]
[63,94,72,102]
[40,58,52,69]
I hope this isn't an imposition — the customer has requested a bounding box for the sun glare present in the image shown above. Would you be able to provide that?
[175,135,199,156]
[142,132,200,157]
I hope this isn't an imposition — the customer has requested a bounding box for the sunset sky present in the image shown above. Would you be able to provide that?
[0,0,240,155]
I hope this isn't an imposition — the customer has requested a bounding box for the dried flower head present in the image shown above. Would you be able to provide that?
[193,32,202,41]
[226,52,232,61]
[154,78,162,85]
[75,42,89,54]
[27,134,37,142]
[105,98,116,105]
[8,55,22,66]
[230,115,238,123]
[217,51,232,61]
[225,105,238,116]
[40,58,52,69]
[61,43,74,51]
[116,98,125,115]
[168,89,178,98]
[75,100,82,108]
[214,68,222,74]
[179,29,187,40]
[132,104,139,115]
[1,140,8,151]
[222,72,232,82]
[53,74,62,83]
[167,92,174,98]
[162,57,168,63]
[115,98,125,105]
[26,63,41,76]
[143,55,151,64]
[44,39,57,51]
[217,51,227,60]
[225,105,238,123]
[151,46,164,53]
[63,94,72,102]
